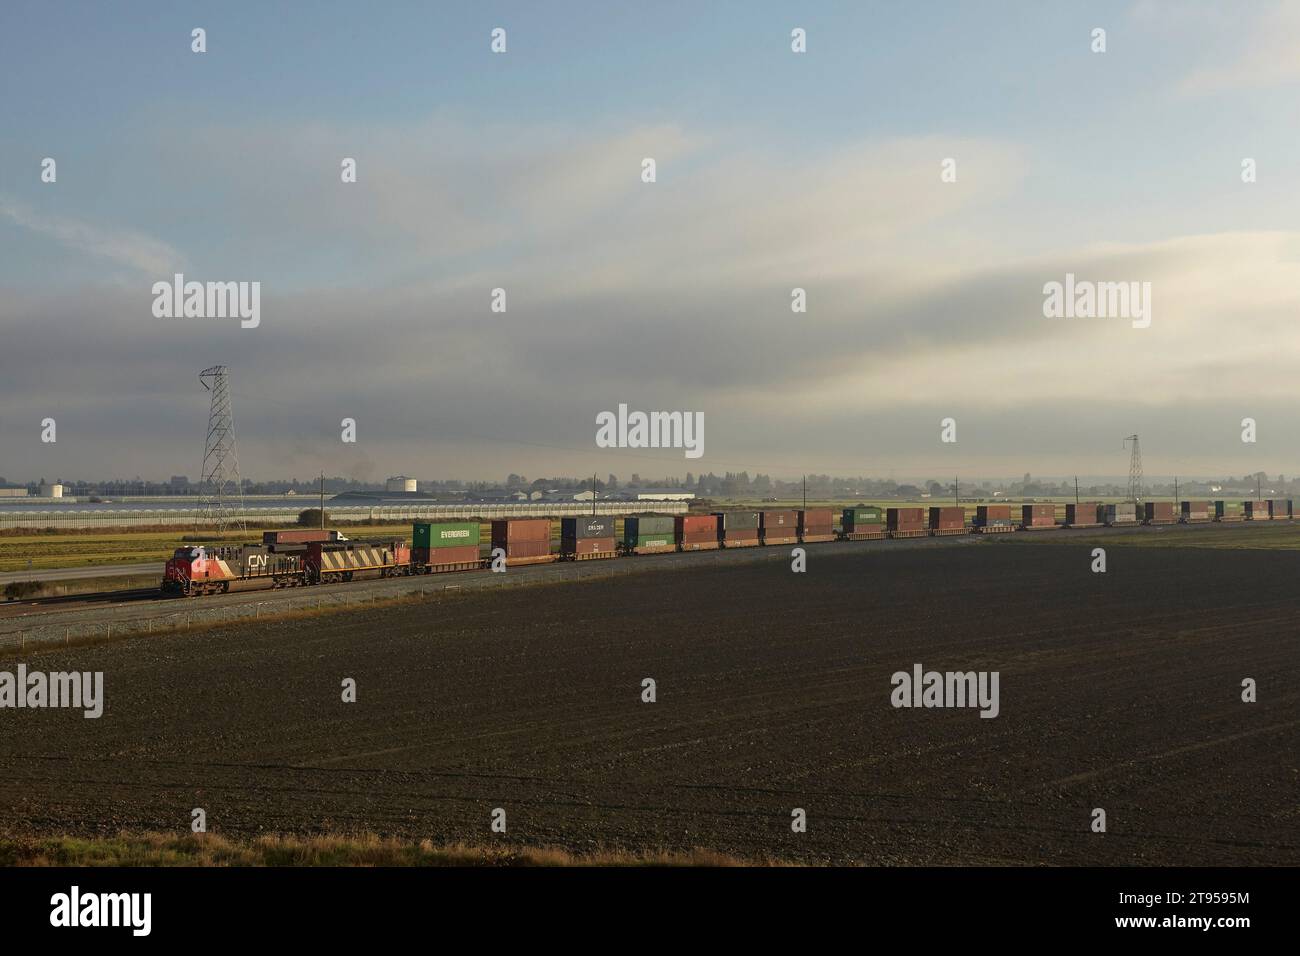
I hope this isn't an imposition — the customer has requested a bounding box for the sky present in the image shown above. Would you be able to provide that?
[2,0,1300,484]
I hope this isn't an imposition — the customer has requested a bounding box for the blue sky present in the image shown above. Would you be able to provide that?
[3,2,1300,481]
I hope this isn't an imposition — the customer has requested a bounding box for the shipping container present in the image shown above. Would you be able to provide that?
[490,519,555,565]
[927,506,966,535]
[1065,503,1102,527]
[1021,504,1056,529]
[623,534,676,554]
[412,544,481,571]
[561,516,614,539]
[675,514,720,551]
[491,518,551,542]
[625,515,675,537]
[1180,501,1211,523]
[1268,499,1292,520]
[798,509,835,543]
[714,511,760,530]
[972,504,1015,533]
[720,527,761,548]
[1103,503,1138,525]
[1213,500,1241,521]
[760,510,800,545]
[1243,501,1271,520]
[1142,501,1176,524]
[413,521,480,549]
[887,507,926,538]
[840,506,886,539]
[561,536,617,560]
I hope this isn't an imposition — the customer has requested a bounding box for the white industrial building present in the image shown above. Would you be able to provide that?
[385,476,418,493]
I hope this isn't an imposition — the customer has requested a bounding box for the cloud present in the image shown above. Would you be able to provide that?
[4,117,1300,479]
[1154,1,1300,94]
[0,197,185,276]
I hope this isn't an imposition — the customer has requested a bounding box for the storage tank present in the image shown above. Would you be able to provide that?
[385,476,418,493]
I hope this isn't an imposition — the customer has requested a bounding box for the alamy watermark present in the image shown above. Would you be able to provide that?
[596,403,703,459]
[152,273,261,329]
[0,665,103,718]
[891,663,999,718]
[1042,273,1150,329]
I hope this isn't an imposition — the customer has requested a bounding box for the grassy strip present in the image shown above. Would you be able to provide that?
[997,522,1300,549]
[0,831,766,867]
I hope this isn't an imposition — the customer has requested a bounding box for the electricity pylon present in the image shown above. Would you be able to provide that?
[197,366,246,533]
[1123,434,1143,506]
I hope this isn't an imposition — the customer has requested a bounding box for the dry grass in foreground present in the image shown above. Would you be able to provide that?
[0,832,780,867]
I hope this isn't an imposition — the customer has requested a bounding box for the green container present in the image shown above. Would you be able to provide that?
[413,521,481,549]
[625,515,674,541]
[843,507,883,525]
[631,534,674,549]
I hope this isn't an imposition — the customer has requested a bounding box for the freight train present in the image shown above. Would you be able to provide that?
[160,499,1293,596]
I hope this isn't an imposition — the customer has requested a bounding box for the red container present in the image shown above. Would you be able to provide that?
[1021,504,1056,528]
[760,510,797,529]
[1143,502,1175,523]
[676,514,718,534]
[415,544,481,569]
[976,505,1012,523]
[492,519,550,543]
[927,506,965,532]
[1243,501,1270,519]
[887,507,925,530]
[761,510,799,544]
[798,509,835,542]
[798,509,832,530]
[1065,503,1100,526]
[564,537,617,559]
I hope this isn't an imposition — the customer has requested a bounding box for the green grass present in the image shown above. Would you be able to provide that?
[0,831,767,867]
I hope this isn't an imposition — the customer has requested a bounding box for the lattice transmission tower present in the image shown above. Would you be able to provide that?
[1123,434,1143,506]
[197,366,246,533]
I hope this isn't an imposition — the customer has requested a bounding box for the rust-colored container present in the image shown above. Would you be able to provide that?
[676,514,719,536]
[973,504,1015,533]
[491,518,551,543]
[1269,499,1292,520]
[415,544,481,571]
[798,509,835,543]
[1065,503,1101,527]
[927,506,966,535]
[1180,500,1211,522]
[1021,504,1056,529]
[563,536,617,560]
[1142,501,1176,524]
[760,510,799,545]
[887,507,926,537]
